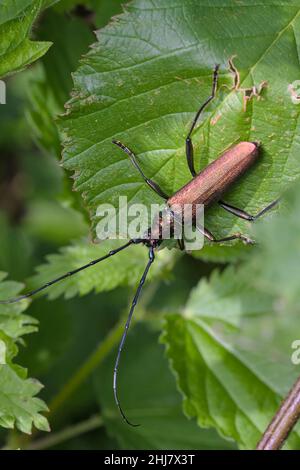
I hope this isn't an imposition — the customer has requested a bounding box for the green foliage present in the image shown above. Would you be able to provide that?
[95,323,235,450]
[89,0,124,28]
[25,8,95,213]
[0,1,52,78]
[0,274,49,434]
[28,239,175,300]
[162,184,300,449]
[59,0,300,246]
[1,0,300,452]
[0,1,34,25]
[0,273,36,340]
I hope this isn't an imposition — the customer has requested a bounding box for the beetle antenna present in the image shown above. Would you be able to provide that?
[0,240,141,304]
[113,245,155,427]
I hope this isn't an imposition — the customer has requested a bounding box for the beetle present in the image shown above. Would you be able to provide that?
[0,64,278,426]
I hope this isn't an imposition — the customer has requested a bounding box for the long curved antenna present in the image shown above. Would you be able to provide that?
[0,240,138,304]
[113,245,155,427]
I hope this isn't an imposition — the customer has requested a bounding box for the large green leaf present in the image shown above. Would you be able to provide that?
[184,266,274,328]
[161,184,300,449]
[0,0,52,78]
[162,313,300,450]
[59,0,300,250]
[0,273,49,434]
[94,323,235,450]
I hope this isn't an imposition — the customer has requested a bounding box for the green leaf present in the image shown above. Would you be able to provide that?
[184,266,273,328]
[161,184,300,449]
[0,364,50,433]
[95,323,235,450]
[0,1,33,25]
[28,239,176,300]
[0,274,49,434]
[162,313,298,450]
[0,0,52,78]
[59,0,299,247]
[0,273,37,340]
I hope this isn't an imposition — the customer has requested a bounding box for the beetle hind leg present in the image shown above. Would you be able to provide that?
[218,199,279,221]
[203,227,254,245]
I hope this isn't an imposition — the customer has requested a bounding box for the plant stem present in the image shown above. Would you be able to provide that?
[256,376,300,450]
[26,415,103,450]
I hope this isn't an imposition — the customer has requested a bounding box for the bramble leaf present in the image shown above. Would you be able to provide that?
[59,0,299,252]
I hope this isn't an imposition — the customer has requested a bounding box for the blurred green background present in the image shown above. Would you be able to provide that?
[0,2,230,450]
[3,0,300,451]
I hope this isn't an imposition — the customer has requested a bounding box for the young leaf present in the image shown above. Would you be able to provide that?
[59,0,299,245]
[0,274,49,434]
[0,0,52,78]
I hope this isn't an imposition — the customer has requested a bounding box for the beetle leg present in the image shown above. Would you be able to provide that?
[112,140,169,200]
[203,227,255,245]
[178,238,185,251]
[218,199,279,221]
[185,64,219,177]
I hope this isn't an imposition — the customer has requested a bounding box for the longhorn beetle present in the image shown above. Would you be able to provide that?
[0,64,278,426]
